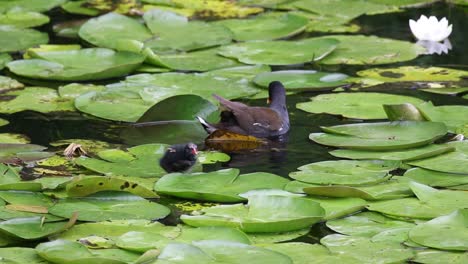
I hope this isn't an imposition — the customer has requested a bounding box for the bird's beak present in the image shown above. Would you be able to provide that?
[267,98,271,104]
[192,148,198,155]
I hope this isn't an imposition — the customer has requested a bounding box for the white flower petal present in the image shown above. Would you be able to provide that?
[409,15,452,42]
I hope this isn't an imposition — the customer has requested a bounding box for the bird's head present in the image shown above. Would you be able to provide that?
[185,143,198,160]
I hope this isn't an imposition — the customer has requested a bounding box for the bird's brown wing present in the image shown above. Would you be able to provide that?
[213,94,249,111]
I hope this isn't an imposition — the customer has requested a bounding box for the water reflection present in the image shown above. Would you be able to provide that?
[416,39,452,55]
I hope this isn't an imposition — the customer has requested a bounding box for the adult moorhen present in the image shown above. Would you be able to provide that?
[159,143,198,173]
[197,81,289,138]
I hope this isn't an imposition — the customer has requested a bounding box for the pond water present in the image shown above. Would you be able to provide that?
[0,0,467,262]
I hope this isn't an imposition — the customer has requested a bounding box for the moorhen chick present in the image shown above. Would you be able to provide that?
[197,81,289,138]
[159,143,198,173]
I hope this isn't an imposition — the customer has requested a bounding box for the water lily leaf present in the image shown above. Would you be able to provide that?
[289,160,399,186]
[403,168,468,188]
[0,247,46,264]
[61,1,101,16]
[326,211,415,237]
[303,178,413,200]
[421,86,468,95]
[0,144,54,164]
[357,66,468,82]
[0,216,75,240]
[66,175,158,198]
[218,37,339,65]
[36,239,140,264]
[310,121,447,150]
[81,0,140,14]
[181,195,325,233]
[247,228,310,244]
[0,165,42,191]
[0,76,24,92]
[155,169,289,202]
[0,26,48,53]
[197,151,230,164]
[407,141,468,174]
[0,205,63,222]
[330,143,455,161]
[297,92,424,119]
[0,133,29,144]
[307,197,367,220]
[254,70,349,91]
[298,11,361,33]
[0,190,53,208]
[409,209,468,251]
[0,53,12,70]
[0,0,65,13]
[48,194,170,222]
[315,35,425,65]
[7,47,145,81]
[416,102,468,133]
[216,12,307,41]
[0,10,49,28]
[75,144,167,178]
[321,234,414,263]
[410,181,468,213]
[367,197,447,220]
[413,249,468,264]
[0,118,8,127]
[0,87,75,114]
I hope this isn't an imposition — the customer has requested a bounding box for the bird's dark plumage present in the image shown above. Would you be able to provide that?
[197,81,289,138]
[159,143,198,173]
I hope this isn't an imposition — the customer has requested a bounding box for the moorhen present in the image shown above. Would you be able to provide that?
[159,143,198,173]
[197,81,289,138]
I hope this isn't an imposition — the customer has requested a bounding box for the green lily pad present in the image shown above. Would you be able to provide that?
[181,195,325,233]
[0,165,42,191]
[36,239,140,264]
[367,197,448,220]
[357,66,468,82]
[410,182,468,214]
[7,47,145,81]
[416,102,468,133]
[403,168,468,188]
[218,37,339,65]
[66,175,158,198]
[326,211,415,237]
[297,92,424,119]
[315,35,425,65]
[306,197,367,220]
[0,144,54,164]
[153,240,292,264]
[409,209,468,251]
[413,249,468,264]
[0,133,29,144]
[0,76,24,92]
[0,118,8,127]
[0,216,74,240]
[0,11,49,28]
[0,247,46,264]
[310,121,447,150]
[289,160,398,186]
[303,178,413,200]
[75,144,167,178]
[330,144,455,161]
[48,194,170,222]
[155,169,289,202]
[421,86,468,95]
[61,0,101,16]
[216,12,308,41]
[159,47,243,71]
[300,12,361,33]
[247,228,310,244]
[254,70,349,91]
[321,234,414,263]
[407,141,468,174]
[0,26,48,53]
[0,205,64,222]
[0,190,53,208]
[0,0,65,13]
[79,10,233,54]
[0,53,12,70]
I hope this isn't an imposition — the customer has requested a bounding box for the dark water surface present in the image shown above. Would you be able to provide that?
[0,1,467,242]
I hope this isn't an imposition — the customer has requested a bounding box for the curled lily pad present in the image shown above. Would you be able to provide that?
[7,47,145,81]
[155,169,289,202]
[0,26,48,53]
[407,141,468,174]
[403,168,468,188]
[181,195,325,233]
[289,160,398,186]
[357,66,468,82]
[310,121,448,150]
[216,12,308,41]
[218,37,339,65]
[254,70,349,91]
[409,209,468,251]
[297,92,424,119]
[316,35,425,65]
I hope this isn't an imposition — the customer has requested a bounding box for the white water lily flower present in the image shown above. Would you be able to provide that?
[409,15,452,42]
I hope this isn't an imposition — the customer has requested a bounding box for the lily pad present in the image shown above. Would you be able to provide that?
[254,70,349,91]
[413,249,468,264]
[7,47,145,81]
[216,12,308,41]
[306,197,367,220]
[289,160,399,186]
[0,53,12,70]
[297,92,424,119]
[330,143,455,161]
[0,26,48,53]
[0,76,25,92]
[409,209,468,251]
[407,141,468,174]
[310,121,447,150]
[0,133,29,144]
[0,0,65,13]
[421,86,468,95]
[357,66,468,82]
[0,11,49,28]
[321,234,414,263]
[155,169,289,202]
[403,168,468,188]
[36,239,140,264]
[417,102,468,133]
[0,118,8,127]
[0,144,54,164]
[218,37,339,65]
[181,195,325,233]
[0,216,75,240]
[315,35,425,65]
[326,211,415,237]
[0,247,46,264]
[367,197,448,220]
[48,194,170,222]
[0,164,42,191]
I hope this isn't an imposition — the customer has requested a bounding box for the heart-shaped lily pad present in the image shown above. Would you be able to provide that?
[289,160,399,186]
[0,26,48,53]
[254,70,349,91]
[218,37,339,65]
[297,92,424,119]
[310,121,447,150]
[155,169,289,202]
[181,194,325,233]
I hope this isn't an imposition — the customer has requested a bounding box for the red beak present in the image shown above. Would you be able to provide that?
[191,148,198,155]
